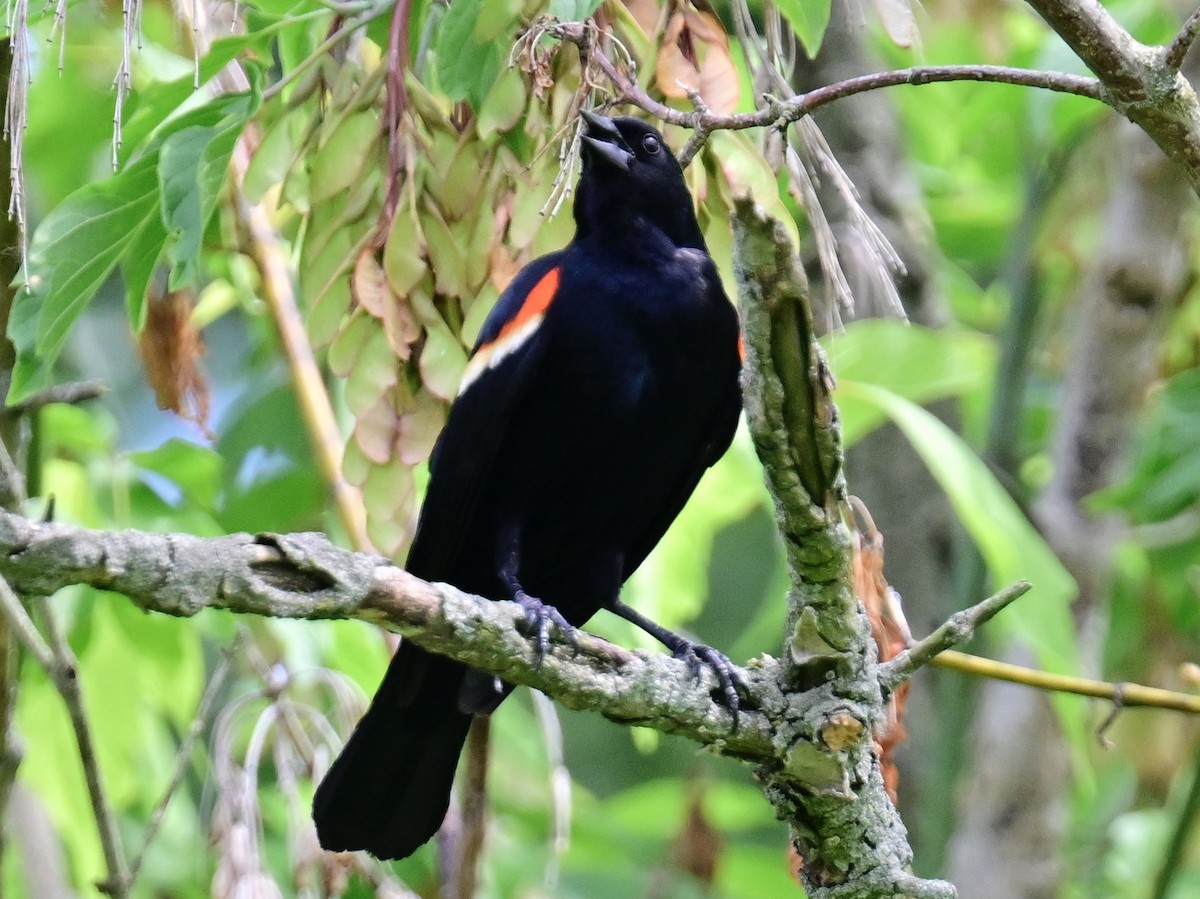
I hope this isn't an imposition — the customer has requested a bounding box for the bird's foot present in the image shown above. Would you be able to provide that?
[604,598,745,728]
[514,592,577,664]
[672,640,745,728]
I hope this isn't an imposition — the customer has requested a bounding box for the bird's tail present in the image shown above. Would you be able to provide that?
[313,642,473,860]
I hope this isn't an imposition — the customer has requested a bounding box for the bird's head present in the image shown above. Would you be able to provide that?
[573,111,704,251]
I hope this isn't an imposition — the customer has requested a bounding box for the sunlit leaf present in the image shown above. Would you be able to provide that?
[418,319,469,400]
[839,381,1078,668]
[774,0,832,57]
[309,111,381,204]
[12,152,162,401]
[160,98,257,290]
[12,89,259,402]
[131,438,224,510]
[824,319,996,446]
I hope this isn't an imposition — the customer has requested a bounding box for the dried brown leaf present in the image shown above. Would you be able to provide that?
[352,249,391,317]
[138,290,212,436]
[624,0,663,35]
[353,398,400,466]
[656,8,740,115]
[851,506,910,803]
[353,248,421,361]
[670,788,722,885]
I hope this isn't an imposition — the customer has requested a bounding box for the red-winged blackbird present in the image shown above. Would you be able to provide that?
[312,111,744,860]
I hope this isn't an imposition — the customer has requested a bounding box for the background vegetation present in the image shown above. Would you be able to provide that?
[4,0,1200,896]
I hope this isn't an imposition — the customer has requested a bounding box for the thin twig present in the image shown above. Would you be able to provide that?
[1151,730,1200,899]
[1165,6,1200,72]
[932,650,1200,714]
[4,380,106,416]
[794,66,1102,117]
[36,595,131,896]
[454,716,490,899]
[0,573,52,669]
[124,635,241,887]
[381,0,413,227]
[229,141,370,551]
[879,581,1031,689]
[553,19,1105,155]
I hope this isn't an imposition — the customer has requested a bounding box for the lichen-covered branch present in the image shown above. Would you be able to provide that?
[733,198,954,899]
[0,510,779,758]
[1024,0,1200,194]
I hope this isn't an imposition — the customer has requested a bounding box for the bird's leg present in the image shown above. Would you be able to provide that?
[605,598,744,725]
[497,528,577,663]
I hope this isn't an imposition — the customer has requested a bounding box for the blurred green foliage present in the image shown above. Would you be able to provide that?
[7,0,1200,895]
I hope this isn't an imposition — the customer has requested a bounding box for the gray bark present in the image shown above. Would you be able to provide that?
[792,0,962,870]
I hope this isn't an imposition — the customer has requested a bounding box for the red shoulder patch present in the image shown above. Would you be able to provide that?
[458,267,561,396]
[494,267,559,345]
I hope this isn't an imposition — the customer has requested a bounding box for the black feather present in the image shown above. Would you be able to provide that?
[313,114,742,860]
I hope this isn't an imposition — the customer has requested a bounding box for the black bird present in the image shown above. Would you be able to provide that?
[312,111,744,860]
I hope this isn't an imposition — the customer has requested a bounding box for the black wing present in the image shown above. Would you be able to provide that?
[405,253,564,585]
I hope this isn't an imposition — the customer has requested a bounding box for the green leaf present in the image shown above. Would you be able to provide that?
[1093,369,1200,521]
[435,0,503,110]
[130,438,224,510]
[244,109,303,204]
[12,89,260,401]
[418,319,469,400]
[309,111,381,204]
[219,466,325,533]
[11,153,162,401]
[774,0,832,56]
[477,64,528,139]
[840,380,1078,670]
[159,92,255,291]
[823,319,996,447]
[840,382,1093,777]
[549,0,604,21]
[475,0,523,42]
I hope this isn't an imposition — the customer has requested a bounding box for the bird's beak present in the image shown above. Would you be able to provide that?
[580,110,633,172]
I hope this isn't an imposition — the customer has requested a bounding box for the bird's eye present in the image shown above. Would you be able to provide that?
[641,134,661,155]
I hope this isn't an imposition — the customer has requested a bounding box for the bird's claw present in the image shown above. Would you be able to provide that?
[515,592,577,664]
[674,642,745,728]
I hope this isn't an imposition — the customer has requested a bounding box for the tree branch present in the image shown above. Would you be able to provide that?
[931,650,1200,714]
[0,510,778,758]
[563,12,1200,195]
[879,581,1032,689]
[733,199,954,899]
[1165,6,1200,73]
[558,22,1103,165]
[1023,0,1200,194]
